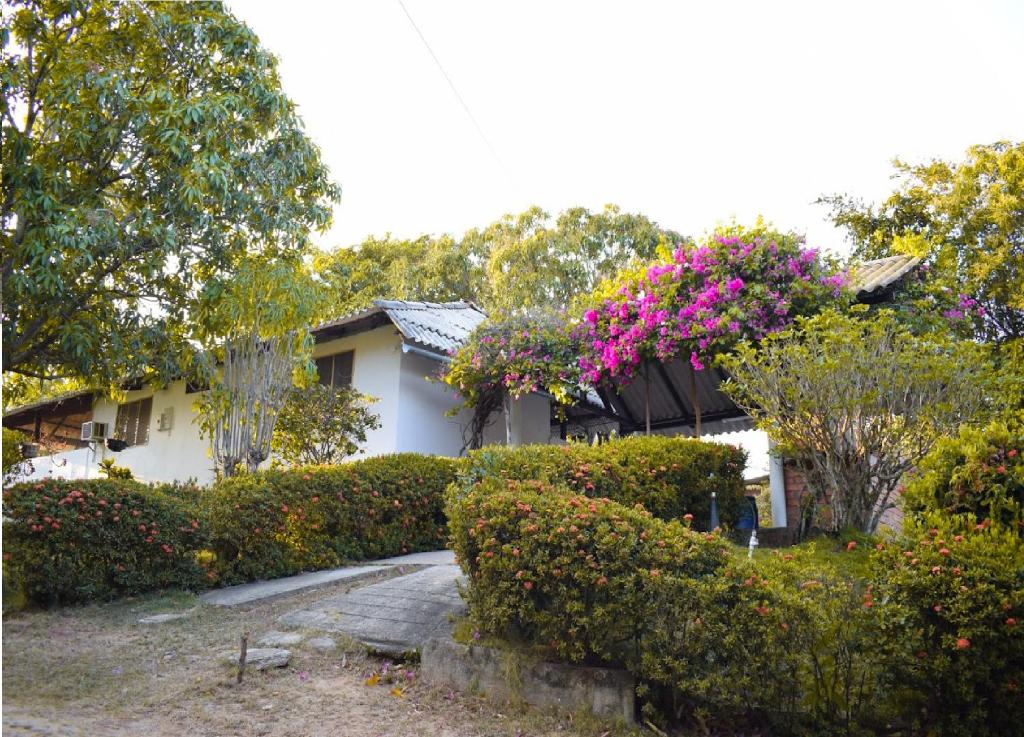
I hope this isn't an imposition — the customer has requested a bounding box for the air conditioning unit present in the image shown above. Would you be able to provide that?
[80,421,109,442]
[157,407,174,432]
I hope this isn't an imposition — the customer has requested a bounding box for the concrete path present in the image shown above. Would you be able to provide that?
[199,550,456,608]
[373,550,455,566]
[277,564,465,655]
[201,565,394,607]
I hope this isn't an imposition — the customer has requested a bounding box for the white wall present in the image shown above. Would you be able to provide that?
[15,447,99,483]
[313,325,403,457]
[396,351,473,455]
[475,393,554,449]
[91,381,216,485]
[14,325,558,485]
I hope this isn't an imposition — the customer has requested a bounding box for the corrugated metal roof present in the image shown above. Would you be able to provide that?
[852,254,921,297]
[3,389,95,421]
[598,361,753,434]
[312,300,487,355]
[378,300,488,354]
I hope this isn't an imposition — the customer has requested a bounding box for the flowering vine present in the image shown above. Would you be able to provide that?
[443,311,584,448]
[576,226,848,385]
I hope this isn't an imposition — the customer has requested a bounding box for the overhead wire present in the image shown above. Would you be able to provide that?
[396,1,511,181]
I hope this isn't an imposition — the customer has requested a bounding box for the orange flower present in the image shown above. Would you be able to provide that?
[956,638,970,650]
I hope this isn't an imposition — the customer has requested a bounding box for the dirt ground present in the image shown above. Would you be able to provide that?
[2,571,634,737]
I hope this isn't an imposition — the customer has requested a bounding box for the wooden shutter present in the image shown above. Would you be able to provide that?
[333,351,354,388]
[115,403,130,441]
[316,356,333,387]
[135,397,152,446]
[114,397,153,445]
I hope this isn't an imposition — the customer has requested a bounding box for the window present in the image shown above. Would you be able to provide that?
[316,351,354,390]
[115,397,153,446]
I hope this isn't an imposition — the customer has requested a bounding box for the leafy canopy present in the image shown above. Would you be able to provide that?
[722,308,996,536]
[271,384,381,466]
[1,0,339,385]
[312,204,681,318]
[821,141,1023,345]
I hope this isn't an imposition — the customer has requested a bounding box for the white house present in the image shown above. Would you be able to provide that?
[4,253,923,535]
[3,301,553,485]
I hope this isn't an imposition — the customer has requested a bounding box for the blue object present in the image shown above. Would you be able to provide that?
[736,495,759,531]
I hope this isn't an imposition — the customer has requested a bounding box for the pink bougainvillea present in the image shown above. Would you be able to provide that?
[576,230,847,385]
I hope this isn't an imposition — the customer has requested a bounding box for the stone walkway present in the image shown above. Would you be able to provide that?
[199,550,456,607]
[277,563,465,655]
[195,550,465,656]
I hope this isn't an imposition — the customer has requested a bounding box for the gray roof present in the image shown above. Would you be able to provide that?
[3,388,95,421]
[852,254,921,298]
[312,300,487,355]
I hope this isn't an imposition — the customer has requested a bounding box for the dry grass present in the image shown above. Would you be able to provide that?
[2,570,638,737]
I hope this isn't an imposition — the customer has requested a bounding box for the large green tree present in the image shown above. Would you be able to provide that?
[1,0,339,385]
[821,142,1023,345]
[313,204,682,319]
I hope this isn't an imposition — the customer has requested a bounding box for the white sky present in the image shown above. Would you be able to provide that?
[229,0,1023,477]
[231,0,1023,258]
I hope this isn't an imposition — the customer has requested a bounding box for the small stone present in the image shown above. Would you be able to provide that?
[257,631,304,647]
[306,637,337,653]
[138,610,194,625]
[218,648,291,670]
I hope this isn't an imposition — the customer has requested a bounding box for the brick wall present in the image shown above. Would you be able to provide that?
[782,461,904,534]
[782,462,809,532]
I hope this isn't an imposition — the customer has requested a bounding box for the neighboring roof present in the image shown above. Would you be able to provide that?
[851,254,922,299]
[313,300,488,355]
[3,388,95,422]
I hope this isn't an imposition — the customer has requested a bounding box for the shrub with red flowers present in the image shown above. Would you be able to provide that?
[443,310,584,449]
[447,476,886,732]
[448,474,1023,735]
[577,223,847,384]
[203,453,458,584]
[446,476,730,665]
[457,435,747,527]
[2,478,209,605]
[902,418,1024,533]
[871,513,1024,737]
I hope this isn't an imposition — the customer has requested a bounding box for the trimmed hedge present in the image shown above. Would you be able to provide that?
[871,513,1024,737]
[903,418,1023,533]
[2,478,209,605]
[459,435,747,527]
[447,476,729,664]
[3,454,458,604]
[203,454,458,584]
[450,478,1024,735]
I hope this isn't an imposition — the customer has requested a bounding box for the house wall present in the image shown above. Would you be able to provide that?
[395,351,554,455]
[92,381,216,485]
[396,351,474,455]
[13,325,556,485]
[313,325,404,457]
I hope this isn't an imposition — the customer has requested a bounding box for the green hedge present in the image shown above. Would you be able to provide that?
[2,478,209,605]
[870,513,1024,737]
[459,435,747,527]
[450,479,1024,735]
[903,418,1023,533]
[447,476,729,664]
[3,454,459,603]
[203,454,458,584]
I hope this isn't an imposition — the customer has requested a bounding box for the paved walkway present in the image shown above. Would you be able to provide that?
[277,564,465,655]
[199,550,456,607]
